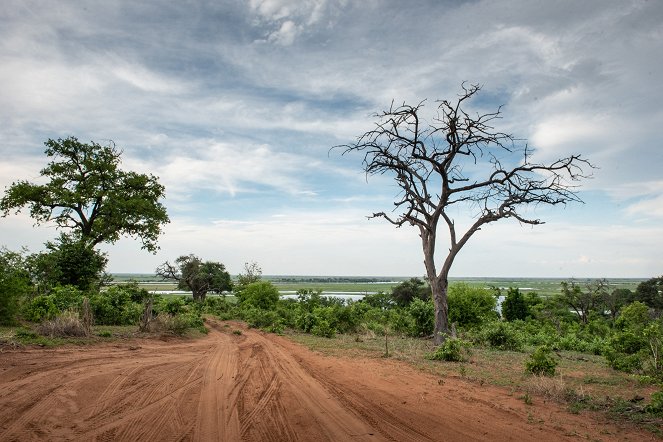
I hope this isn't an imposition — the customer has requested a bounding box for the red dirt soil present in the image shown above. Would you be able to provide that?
[0,319,656,441]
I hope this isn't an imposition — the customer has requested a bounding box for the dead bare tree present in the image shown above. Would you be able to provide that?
[339,84,594,345]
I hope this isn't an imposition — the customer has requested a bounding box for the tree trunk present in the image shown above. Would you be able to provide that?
[431,276,449,345]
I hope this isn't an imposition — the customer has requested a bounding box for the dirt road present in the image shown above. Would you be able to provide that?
[0,319,653,441]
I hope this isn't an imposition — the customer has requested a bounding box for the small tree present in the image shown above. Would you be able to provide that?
[559,279,607,324]
[635,276,663,311]
[156,254,232,302]
[29,234,109,292]
[390,277,431,307]
[235,261,263,293]
[339,84,592,344]
[0,247,32,325]
[1,136,169,252]
[502,287,529,321]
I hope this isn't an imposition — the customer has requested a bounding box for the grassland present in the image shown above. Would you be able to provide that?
[110,274,645,297]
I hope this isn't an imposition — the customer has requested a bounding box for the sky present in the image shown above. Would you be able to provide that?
[1,0,662,278]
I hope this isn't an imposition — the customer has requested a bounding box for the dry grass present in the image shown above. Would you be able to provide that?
[524,374,588,403]
[37,310,87,338]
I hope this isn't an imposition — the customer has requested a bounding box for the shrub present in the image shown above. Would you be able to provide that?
[481,321,523,351]
[448,283,497,328]
[502,288,529,321]
[525,346,557,376]
[311,319,336,338]
[89,287,141,325]
[238,281,279,310]
[426,338,470,362]
[159,296,186,316]
[407,298,434,337]
[646,391,663,414]
[390,278,431,307]
[0,248,32,325]
[36,310,86,337]
[50,285,84,311]
[23,295,58,322]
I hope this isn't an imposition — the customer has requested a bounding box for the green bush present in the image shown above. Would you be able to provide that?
[426,338,470,362]
[407,298,434,337]
[311,319,336,338]
[502,288,529,321]
[159,296,186,315]
[89,287,141,325]
[448,283,497,328]
[23,295,58,322]
[525,346,557,376]
[480,321,523,351]
[0,249,32,325]
[238,281,279,310]
[646,391,663,414]
[50,285,84,311]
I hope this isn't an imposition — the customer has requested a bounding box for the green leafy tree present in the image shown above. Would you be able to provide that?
[559,279,607,324]
[156,254,232,302]
[0,247,32,325]
[29,234,109,292]
[338,84,592,344]
[502,287,529,321]
[635,276,663,311]
[0,137,169,252]
[390,277,431,307]
[447,283,497,328]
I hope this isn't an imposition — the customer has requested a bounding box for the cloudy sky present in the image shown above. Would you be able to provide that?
[1,0,661,278]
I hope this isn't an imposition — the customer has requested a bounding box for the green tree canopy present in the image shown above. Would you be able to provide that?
[390,277,431,307]
[635,276,663,311]
[156,254,232,301]
[0,137,169,252]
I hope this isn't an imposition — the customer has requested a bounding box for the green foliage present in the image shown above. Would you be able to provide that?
[362,292,394,309]
[480,321,523,351]
[390,278,430,307]
[50,285,84,311]
[235,261,262,293]
[89,287,141,325]
[0,247,32,325]
[238,281,280,310]
[635,276,663,311]
[0,136,169,252]
[448,283,497,328]
[646,391,663,414]
[559,280,607,324]
[525,346,557,376]
[157,255,232,301]
[502,287,529,321]
[159,296,186,316]
[23,295,58,322]
[407,298,434,337]
[32,235,109,292]
[426,338,470,362]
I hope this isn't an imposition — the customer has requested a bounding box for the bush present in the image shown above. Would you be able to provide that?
[407,298,434,337]
[390,278,430,307]
[0,248,32,325]
[50,285,84,311]
[426,338,470,362]
[480,321,523,351]
[238,281,279,310]
[89,287,141,325]
[525,346,557,376]
[646,391,663,414]
[159,296,186,316]
[23,295,58,322]
[448,283,497,328]
[311,319,336,338]
[502,288,529,321]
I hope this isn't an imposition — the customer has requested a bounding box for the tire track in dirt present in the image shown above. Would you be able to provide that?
[0,320,657,441]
